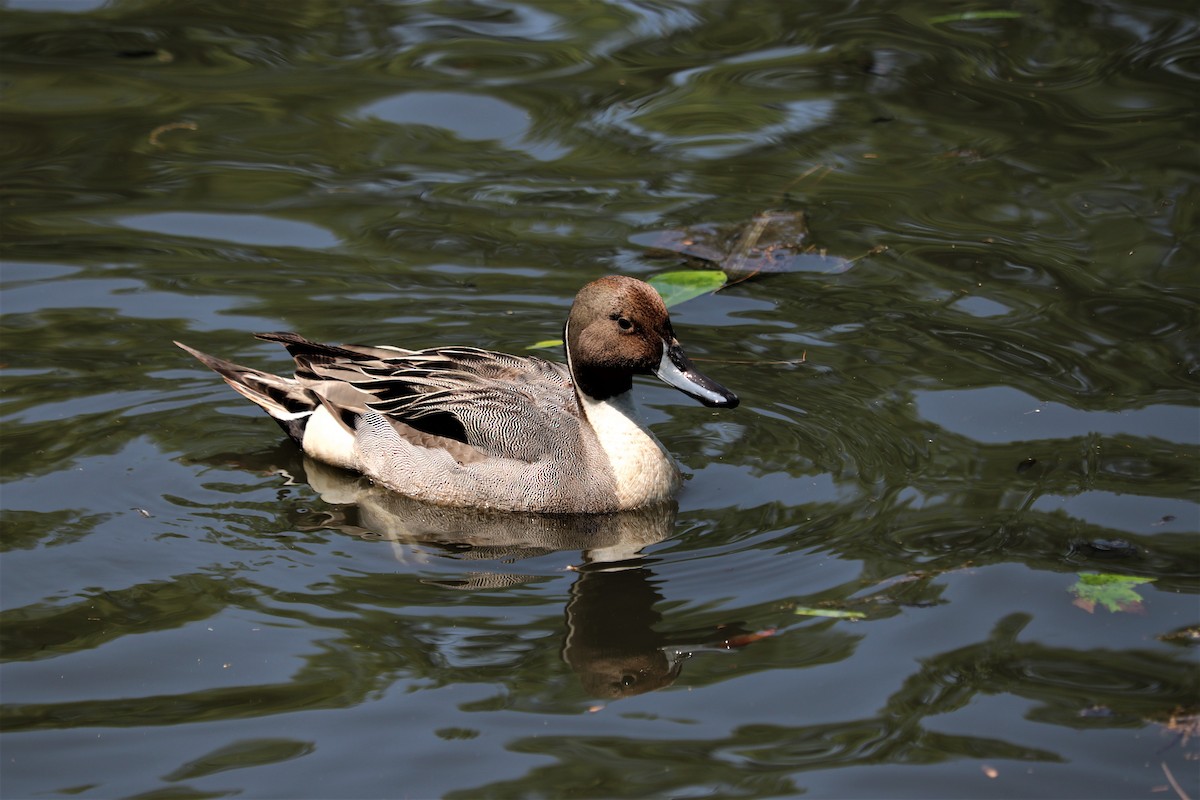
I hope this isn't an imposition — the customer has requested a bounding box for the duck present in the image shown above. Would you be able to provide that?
[175,275,738,513]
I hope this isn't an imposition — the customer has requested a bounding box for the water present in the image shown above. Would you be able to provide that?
[2,0,1198,797]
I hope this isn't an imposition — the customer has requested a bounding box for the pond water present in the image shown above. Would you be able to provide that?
[2,0,1197,798]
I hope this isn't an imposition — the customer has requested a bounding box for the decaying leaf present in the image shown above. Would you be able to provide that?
[1157,625,1200,646]
[631,210,849,279]
[1156,707,1200,745]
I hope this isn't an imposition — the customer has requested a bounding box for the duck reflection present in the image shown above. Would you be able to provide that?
[303,459,756,699]
[564,561,682,698]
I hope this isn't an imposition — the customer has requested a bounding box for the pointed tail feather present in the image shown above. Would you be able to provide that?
[175,340,317,443]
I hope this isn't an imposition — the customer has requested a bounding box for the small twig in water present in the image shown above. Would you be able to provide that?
[689,353,806,366]
[780,164,834,196]
[1162,761,1190,800]
[149,121,198,147]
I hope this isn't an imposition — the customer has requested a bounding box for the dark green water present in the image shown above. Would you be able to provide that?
[2,0,1197,797]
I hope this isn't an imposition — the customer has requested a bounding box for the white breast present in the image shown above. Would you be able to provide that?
[580,393,681,508]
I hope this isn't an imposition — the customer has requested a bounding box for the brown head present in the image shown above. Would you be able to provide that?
[564,275,738,408]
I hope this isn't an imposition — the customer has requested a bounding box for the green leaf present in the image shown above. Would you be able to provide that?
[929,10,1024,24]
[526,338,563,350]
[647,270,727,307]
[1070,573,1156,614]
[794,607,866,619]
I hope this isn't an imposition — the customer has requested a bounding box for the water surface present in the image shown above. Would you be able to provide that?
[2,1,1197,798]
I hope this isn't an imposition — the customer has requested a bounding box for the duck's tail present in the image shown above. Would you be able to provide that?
[174,340,317,444]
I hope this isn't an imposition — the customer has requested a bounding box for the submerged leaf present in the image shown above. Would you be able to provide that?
[633,210,849,278]
[1070,573,1156,614]
[723,210,812,278]
[648,270,727,307]
[527,338,563,350]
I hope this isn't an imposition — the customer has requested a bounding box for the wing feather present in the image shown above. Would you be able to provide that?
[261,333,578,464]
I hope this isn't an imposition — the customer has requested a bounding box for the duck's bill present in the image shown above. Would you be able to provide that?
[655,340,739,408]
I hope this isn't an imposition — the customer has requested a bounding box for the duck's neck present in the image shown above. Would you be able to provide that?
[563,319,633,401]
[572,365,632,401]
[578,391,680,508]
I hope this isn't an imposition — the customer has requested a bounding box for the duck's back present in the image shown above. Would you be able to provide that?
[272,336,626,512]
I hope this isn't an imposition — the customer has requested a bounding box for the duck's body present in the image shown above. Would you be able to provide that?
[176,275,737,513]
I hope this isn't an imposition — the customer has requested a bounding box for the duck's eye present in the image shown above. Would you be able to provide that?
[612,315,634,331]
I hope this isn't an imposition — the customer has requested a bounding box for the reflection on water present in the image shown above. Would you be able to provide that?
[306,459,676,565]
[1,0,1197,797]
[307,460,760,699]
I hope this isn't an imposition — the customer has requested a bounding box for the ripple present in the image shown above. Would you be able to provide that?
[614,94,834,158]
[914,387,1197,445]
[409,41,586,83]
[356,91,569,162]
[117,212,339,249]
[1,2,1197,796]
[403,1,566,42]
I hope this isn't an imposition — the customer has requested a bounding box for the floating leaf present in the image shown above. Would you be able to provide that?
[526,338,563,350]
[1070,573,1155,614]
[794,607,866,619]
[929,10,1024,24]
[647,270,727,307]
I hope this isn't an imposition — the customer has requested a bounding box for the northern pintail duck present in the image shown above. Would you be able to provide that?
[176,275,737,513]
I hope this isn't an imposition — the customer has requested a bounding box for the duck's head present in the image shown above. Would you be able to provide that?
[564,275,739,408]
